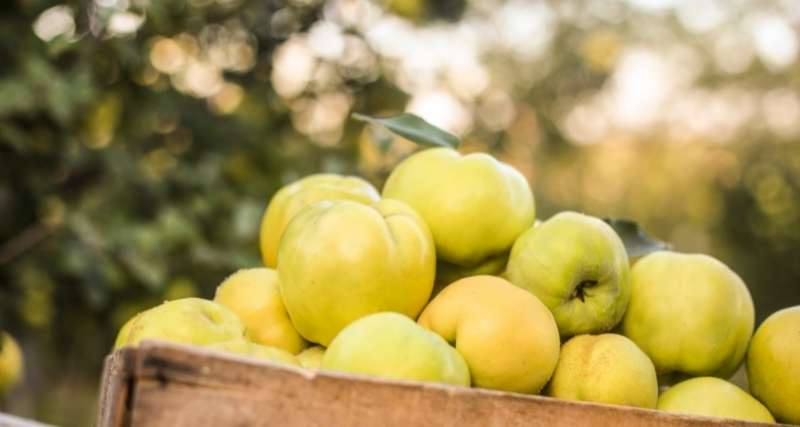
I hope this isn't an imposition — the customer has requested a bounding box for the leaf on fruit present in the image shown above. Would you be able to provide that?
[352,112,461,149]
[603,218,670,258]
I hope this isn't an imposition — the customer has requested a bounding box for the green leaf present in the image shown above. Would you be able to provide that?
[603,218,671,258]
[352,112,461,149]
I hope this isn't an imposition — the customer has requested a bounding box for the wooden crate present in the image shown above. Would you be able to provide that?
[97,341,786,427]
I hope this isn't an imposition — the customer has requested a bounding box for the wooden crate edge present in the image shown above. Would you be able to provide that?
[96,347,136,427]
[98,341,789,427]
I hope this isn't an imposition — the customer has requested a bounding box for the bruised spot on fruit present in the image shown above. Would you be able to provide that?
[572,280,598,303]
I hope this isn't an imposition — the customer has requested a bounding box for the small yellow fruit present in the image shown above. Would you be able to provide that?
[747,306,800,424]
[506,211,630,338]
[418,276,560,393]
[546,334,658,408]
[323,312,470,387]
[622,252,754,379]
[278,199,435,346]
[259,174,380,267]
[383,148,535,267]
[297,346,326,370]
[214,268,307,354]
[0,332,23,395]
[657,377,774,423]
[205,339,299,366]
[114,298,244,349]
[114,310,147,349]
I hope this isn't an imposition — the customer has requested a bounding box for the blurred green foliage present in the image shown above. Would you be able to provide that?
[1,0,799,425]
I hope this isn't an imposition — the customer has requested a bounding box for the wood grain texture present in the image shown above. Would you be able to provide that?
[97,341,789,427]
[96,348,135,427]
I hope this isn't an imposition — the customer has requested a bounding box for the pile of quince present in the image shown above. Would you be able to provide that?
[115,128,799,424]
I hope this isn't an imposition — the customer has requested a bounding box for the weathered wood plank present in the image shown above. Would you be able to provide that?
[111,341,784,427]
[96,348,135,427]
